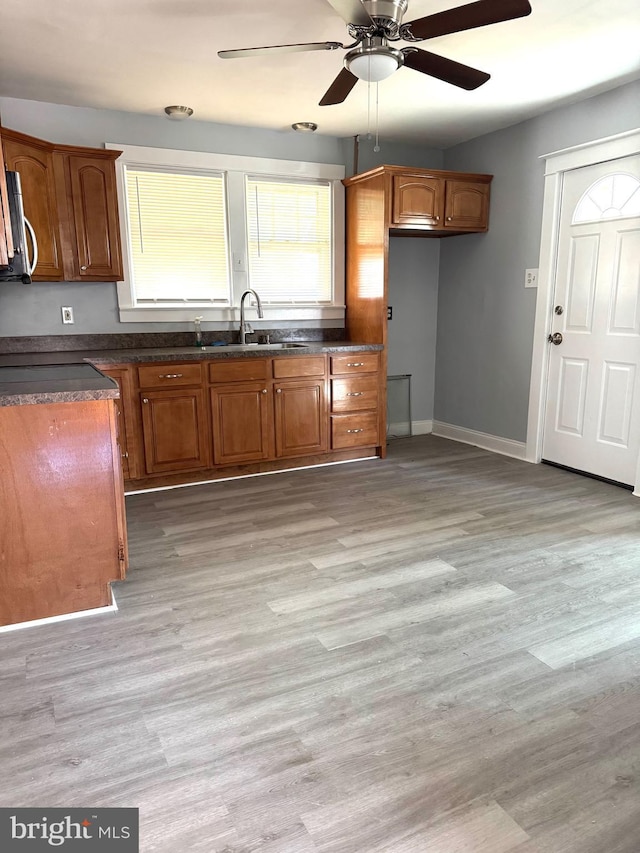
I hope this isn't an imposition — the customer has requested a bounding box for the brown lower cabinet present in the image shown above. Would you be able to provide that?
[140,388,210,474]
[211,382,272,465]
[274,380,327,458]
[96,351,382,485]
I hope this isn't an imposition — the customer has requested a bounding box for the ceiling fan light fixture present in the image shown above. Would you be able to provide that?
[164,105,194,121]
[291,121,318,133]
[346,42,403,83]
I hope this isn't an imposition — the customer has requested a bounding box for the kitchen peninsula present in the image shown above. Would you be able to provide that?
[0,362,127,629]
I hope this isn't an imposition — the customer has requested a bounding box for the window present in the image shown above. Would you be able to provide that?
[109,144,345,324]
[125,168,230,305]
[246,177,332,304]
[573,173,640,224]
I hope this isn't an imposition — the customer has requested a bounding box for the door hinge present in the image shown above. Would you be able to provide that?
[117,541,126,563]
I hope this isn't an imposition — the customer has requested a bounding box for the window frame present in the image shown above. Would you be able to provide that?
[107,143,345,324]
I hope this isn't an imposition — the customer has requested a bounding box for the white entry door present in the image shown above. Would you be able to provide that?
[542,155,640,486]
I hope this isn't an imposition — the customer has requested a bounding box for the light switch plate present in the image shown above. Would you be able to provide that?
[525,269,538,288]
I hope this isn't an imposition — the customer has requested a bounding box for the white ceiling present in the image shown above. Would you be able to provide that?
[2,0,639,148]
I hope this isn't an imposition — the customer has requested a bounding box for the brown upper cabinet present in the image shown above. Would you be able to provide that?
[391,172,490,232]
[1,127,123,281]
[2,129,65,279]
[346,164,492,236]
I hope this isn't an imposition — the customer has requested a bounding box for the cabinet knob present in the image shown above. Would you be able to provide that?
[446,216,453,222]
[121,451,129,459]
[142,397,149,404]
[435,215,440,221]
[80,265,87,271]
[262,388,268,394]
[276,388,282,394]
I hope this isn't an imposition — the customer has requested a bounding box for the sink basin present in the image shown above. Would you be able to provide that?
[203,343,309,351]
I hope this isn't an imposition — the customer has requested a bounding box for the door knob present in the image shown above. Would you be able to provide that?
[548,332,563,345]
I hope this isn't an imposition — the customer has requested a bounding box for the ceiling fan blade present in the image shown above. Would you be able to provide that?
[218,42,343,59]
[407,0,532,41]
[403,48,490,90]
[319,68,359,106]
[324,0,373,26]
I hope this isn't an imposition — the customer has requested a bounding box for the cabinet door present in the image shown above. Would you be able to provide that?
[444,180,490,231]
[140,388,209,474]
[66,154,123,280]
[274,380,327,458]
[392,175,444,227]
[2,132,64,280]
[211,383,272,465]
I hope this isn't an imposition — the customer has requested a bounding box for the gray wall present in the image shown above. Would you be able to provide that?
[436,79,640,442]
[387,238,440,423]
[0,96,441,339]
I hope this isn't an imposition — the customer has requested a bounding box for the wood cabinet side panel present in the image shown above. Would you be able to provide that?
[0,133,13,265]
[0,400,121,625]
[345,175,388,345]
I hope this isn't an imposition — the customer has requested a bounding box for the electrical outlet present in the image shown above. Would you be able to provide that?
[61,306,74,324]
[387,306,393,320]
[525,269,539,288]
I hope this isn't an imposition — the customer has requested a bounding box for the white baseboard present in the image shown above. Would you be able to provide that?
[0,589,119,634]
[431,420,528,461]
[387,420,433,438]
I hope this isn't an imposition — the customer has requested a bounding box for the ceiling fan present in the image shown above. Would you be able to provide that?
[218,0,532,106]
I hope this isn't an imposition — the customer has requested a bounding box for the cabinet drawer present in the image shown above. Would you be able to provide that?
[138,363,202,389]
[331,376,379,413]
[209,359,269,383]
[273,355,325,379]
[331,413,379,449]
[331,353,380,375]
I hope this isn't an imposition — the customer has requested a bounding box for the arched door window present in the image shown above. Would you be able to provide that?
[572,173,640,224]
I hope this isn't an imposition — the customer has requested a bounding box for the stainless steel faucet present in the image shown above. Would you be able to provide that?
[239,289,264,345]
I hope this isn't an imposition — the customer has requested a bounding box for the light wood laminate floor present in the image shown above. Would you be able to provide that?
[3,436,640,852]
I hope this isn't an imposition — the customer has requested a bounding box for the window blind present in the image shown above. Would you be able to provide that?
[125,168,231,304]
[246,176,332,303]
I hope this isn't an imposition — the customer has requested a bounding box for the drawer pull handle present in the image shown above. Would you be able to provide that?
[346,392,364,396]
[159,373,183,379]
[347,362,364,367]
[346,428,364,434]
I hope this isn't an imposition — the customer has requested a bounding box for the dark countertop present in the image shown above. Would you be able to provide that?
[0,341,382,406]
[0,363,119,407]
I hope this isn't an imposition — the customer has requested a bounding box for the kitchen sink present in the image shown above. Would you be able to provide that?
[201,343,309,351]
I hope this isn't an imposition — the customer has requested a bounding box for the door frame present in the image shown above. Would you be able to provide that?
[525,127,640,495]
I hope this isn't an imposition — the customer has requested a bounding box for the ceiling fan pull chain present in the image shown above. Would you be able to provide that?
[374,81,380,153]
